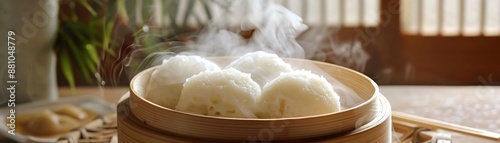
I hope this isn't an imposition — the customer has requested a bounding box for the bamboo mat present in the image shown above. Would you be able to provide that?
[56,114,118,143]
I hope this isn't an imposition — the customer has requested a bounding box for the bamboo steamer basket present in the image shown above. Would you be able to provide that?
[123,58,384,142]
[117,94,392,142]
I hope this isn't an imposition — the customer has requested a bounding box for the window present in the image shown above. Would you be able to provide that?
[401,0,500,36]
[181,0,381,27]
[275,0,380,27]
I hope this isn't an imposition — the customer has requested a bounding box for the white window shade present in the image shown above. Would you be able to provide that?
[184,0,381,27]
[401,0,500,36]
[279,0,380,27]
[484,0,500,36]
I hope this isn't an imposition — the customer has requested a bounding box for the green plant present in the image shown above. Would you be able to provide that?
[54,0,215,88]
[55,0,116,88]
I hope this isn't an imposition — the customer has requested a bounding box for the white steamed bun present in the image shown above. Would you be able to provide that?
[225,51,293,87]
[145,55,220,109]
[175,68,261,118]
[258,70,341,118]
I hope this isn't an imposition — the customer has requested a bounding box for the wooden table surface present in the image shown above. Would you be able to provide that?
[1,86,495,142]
[381,86,500,134]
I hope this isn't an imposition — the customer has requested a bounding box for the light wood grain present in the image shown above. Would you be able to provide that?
[117,95,392,143]
[125,58,383,141]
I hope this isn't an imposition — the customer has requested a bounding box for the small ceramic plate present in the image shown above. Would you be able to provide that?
[0,96,115,143]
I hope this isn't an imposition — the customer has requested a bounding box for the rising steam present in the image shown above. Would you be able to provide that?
[116,0,310,82]
[186,0,308,58]
[114,0,372,87]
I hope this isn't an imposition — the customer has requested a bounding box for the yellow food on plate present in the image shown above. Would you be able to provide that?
[24,110,80,136]
[14,104,98,137]
[53,104,88,120]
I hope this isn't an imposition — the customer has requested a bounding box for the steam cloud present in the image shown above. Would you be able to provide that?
[118,0,372,80]
[184,0,308,58]
[117,0,311,84]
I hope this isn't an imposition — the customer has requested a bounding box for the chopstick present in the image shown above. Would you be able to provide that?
[392,111,500,142]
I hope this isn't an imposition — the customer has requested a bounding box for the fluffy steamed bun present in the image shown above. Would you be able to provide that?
[175,68,261,118]
[258,70,341,118]
[145,55,220,109]
[225,51,293,87]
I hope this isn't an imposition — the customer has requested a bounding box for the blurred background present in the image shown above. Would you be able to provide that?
[2,0,500,90]
[41,0,499,88]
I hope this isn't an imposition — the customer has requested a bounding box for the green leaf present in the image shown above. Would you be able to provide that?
[60,50,75,89]
[102,21,117,57]
[116,0,129,24]
[86,44,100,64]
[62,34,91,82]
[83,51,97,76]
[92,0,104,6]
[76,0,97,16]
[71,28,92,44]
